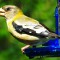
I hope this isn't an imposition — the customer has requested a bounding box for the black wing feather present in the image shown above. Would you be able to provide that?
[12,22,48,38]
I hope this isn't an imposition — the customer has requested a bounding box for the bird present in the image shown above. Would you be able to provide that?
[0,5,60,53]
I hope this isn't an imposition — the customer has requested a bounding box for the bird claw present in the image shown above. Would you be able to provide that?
[21,48,25,54]
[21,45,30,54]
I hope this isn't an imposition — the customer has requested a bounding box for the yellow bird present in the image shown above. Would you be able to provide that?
[0,5,59,53]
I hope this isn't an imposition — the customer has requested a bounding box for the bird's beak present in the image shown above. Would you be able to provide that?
[0,8,5,16]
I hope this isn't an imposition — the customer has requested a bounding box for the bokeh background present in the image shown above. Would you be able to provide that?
[0,0,59,60]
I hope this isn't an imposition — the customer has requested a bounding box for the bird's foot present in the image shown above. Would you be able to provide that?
[21,45,30,54]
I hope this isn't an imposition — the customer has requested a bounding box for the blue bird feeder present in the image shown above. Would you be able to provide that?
[25,0,60,59]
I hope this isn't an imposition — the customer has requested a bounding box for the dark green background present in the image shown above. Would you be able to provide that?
[0,0,59,60]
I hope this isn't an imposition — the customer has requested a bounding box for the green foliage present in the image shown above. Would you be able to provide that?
[0,0,58,60]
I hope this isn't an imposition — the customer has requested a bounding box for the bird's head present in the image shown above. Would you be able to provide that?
[0,5,23,20]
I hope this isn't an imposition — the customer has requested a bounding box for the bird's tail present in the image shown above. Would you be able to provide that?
[49,32,60,39]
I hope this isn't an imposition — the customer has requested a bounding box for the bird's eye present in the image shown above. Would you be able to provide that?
[6,7,11,11]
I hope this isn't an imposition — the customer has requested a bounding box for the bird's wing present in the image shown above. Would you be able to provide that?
[12,20,50,38]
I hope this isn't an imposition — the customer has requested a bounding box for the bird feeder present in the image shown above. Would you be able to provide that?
[25,0,60,59]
